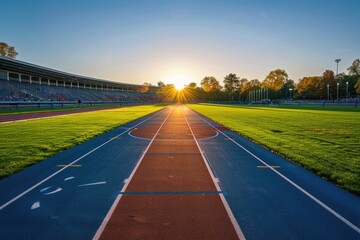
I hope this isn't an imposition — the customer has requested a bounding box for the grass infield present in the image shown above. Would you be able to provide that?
[188,103,360,195]
[0,104,166,178]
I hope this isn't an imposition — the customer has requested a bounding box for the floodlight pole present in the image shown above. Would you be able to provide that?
[289,88,293,100]
[337,82,339,101]
[335,59,341,76]
[327,84,329,101]
[346,81,349,102]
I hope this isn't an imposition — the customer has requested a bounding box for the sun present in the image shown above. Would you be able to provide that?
[170,75,188,91]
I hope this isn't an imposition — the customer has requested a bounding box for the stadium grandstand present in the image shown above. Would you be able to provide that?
[0,56,159,104]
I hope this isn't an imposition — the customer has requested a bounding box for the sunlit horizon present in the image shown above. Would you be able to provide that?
[1,1,359,86]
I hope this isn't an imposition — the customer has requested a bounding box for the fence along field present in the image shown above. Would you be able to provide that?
[0,104,166,178]
[188,103,360,195]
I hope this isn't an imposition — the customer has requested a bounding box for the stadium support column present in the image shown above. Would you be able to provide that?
[19,74,21,82]
[6,71,9,81]
[39,77,42,85]
[30,76,32,84]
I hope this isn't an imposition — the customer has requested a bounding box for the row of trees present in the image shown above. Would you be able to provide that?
[157,59,360,102]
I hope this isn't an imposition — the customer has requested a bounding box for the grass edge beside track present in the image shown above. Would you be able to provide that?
[187,103,360,195]
[0,102,145,116]
[0,104,167,179]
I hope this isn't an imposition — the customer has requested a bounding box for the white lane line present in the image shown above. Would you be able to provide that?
[31,201,40,210]
[183,107,246,240]
[191,109,360,234]
[64,176,75,181]
[93,107,173,240]
[0,108,166,211]
[44,187,62,195]
[78,181,106,187]
[40,187,52,192]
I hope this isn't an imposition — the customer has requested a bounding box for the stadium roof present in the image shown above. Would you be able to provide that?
[0,56,158,90]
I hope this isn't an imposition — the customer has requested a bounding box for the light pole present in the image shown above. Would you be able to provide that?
[346,81,349,102]
[335,59,341,76]
[327,84,329,101]
[337,82,339,101]
[289,88,293,100]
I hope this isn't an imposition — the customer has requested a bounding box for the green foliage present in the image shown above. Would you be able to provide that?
[201,76,222,93]
[262,69,288,92]
[0,42,18,58]
[188,103,360,194]
[223,73,240,93]
[347,59,360,76]
[0,104,166,178]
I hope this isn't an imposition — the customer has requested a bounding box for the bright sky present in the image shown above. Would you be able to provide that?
[1,0,359,87]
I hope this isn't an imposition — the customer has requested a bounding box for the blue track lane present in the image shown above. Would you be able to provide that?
[186,109,360,240]
[0,108,170,239]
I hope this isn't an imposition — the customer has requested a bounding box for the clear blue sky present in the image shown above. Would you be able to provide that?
[1,0,359,86]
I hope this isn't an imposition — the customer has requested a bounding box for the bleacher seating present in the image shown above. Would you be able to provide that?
[0,79,157,102]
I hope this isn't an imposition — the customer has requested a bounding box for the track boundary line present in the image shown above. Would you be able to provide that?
[93,107,173,240]
[190,108,360,234]
[183,107,246,240]
[0,108,167,211]
[128,129,219,141]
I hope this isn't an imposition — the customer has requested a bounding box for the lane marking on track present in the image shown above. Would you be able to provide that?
[93,107,173,240]
[78,182,106,187]
[64,177,75,181]
[31,201,40,210]
[257,165,281,168]
[44,187,62,195]
[57,164,82,167]
[183,107,246,240]
[0,108,167,211]
[190,109,360,234]
[128,130,218,141]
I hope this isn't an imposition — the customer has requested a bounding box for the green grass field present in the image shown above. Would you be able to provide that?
[0,104,166,178]
[188,103,360,195]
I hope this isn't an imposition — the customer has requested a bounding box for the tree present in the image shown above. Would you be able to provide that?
[347,59,360,76]
[238,78,248,101]
[279,79,295,99]
[223,73,240,100]
[262,69,288,91]
[157,81,166,88]
[355,78,360,95]
[223,73,240,92]
[187,82,197,89]
[201,76,222,93]
[0,42,18,58]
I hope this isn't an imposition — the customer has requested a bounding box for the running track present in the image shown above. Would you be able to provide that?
[0,104,139,123]
[0,104,359,239]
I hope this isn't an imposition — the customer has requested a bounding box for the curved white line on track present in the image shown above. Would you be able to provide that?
[0,108,167,211]
[190,108,360,235]
[183,107,246,240]
[197,130,219,140]
[44,187,62,195]
[93,107,174,240]
[128,129,219,141]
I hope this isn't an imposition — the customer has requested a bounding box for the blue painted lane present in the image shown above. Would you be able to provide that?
[0,108,170,239]
[188,110,360,240]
